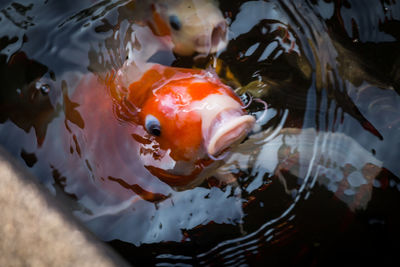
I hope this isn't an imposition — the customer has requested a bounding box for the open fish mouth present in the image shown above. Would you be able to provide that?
[206,109,255,157]
[195,22,228,54]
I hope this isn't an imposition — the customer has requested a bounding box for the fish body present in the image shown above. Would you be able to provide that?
[64,62,254,199]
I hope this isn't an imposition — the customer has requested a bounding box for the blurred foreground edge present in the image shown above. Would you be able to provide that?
[0,146,129,267]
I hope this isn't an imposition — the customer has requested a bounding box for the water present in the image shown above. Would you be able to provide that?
[1,0,400,265]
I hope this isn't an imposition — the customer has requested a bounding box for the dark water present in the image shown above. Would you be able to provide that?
[1,0,400,266]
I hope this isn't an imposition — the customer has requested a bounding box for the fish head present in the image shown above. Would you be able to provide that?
[150,0,228,55]
[126,65,255,187]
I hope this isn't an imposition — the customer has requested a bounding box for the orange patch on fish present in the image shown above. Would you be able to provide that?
[149,4,171,37]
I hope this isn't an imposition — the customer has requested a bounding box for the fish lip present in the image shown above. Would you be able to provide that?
[206,109,255,157]
[211,21,227,47]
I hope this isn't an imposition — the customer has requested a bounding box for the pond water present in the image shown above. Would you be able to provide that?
[1,0,400,266]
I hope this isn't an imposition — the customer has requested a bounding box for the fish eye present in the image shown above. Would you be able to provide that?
[169,15,181,31]
[145,114,161,136]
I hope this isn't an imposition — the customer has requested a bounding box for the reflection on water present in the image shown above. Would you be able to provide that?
[1,0,400,265]
[224,127,382,211]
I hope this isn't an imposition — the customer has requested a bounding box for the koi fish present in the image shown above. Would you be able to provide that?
[129,0,228,58]
[63,62,255,201]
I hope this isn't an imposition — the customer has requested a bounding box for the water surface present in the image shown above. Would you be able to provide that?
[1,0,400,265]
